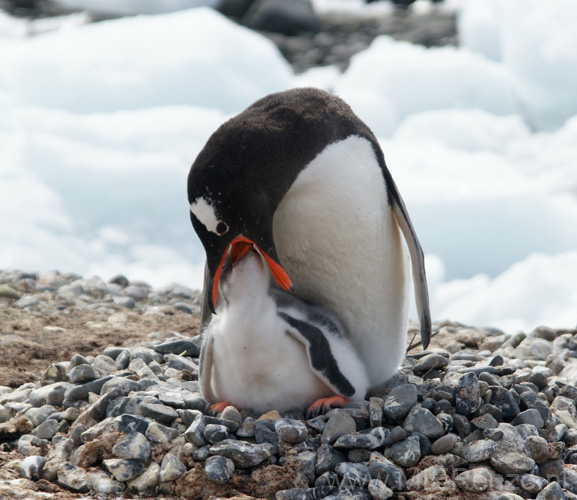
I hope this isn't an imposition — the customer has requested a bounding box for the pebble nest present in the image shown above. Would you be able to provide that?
[1,270,577,500]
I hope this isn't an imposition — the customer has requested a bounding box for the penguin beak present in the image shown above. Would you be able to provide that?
[209,234,293,313]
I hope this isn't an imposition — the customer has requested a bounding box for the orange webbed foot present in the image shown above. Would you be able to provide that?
[306,395,351,419]
[210,401,239,414]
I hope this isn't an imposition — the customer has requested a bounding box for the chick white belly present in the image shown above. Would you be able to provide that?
[273,135,410,388]
[210,311,332,413]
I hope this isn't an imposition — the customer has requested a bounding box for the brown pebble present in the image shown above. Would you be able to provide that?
[431,433,458,454]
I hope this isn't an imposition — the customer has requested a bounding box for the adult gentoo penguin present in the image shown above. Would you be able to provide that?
[200,245,369,414]
[188,87,431,391]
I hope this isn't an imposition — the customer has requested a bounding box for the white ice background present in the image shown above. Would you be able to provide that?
[1,1,576,332]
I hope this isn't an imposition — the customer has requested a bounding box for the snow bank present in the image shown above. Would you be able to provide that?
[384,136,577,281]
[433,251,577,332]
[0,8,292,114]
[334,37,518,137]
[0,102,228,289]
[459,0,577,130]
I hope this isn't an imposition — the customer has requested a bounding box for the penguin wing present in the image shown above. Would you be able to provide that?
[279,312,356,398]
[199,334,218,403]
[375,150,431,349]
[200,263,212,331]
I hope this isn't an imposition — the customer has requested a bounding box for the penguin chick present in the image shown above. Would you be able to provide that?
[199,248,369,415]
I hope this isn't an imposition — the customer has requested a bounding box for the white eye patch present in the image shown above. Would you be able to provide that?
[190,197,220,234]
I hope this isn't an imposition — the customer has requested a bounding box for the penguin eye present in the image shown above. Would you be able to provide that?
[216,221,229,235]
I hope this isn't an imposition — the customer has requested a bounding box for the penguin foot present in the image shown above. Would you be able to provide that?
[210,401,237,414]
[306,396,351,419]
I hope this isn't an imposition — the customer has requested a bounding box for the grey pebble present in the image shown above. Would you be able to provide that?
[57,462,90,493]
[459,439,498,463]
[112,432,151,460]
[489,441,535,474]
[204,423,230,444]
[20,455,46,480]
[383,384,417,421]
[204,454,235,484]
[103,458,146,482]
[276,418,308,444]
[454,467,493,492]
[159,453,186,482]
[385,435,421,467]
[315,443,346,475]
[431,433,457,454]
[321,411,356,444]
[209,439,271,468]
[403,406,444,439]
[334,461,371,485]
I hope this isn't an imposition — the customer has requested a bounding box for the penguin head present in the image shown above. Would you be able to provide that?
[219,246,270,304]
[188,185,293,314]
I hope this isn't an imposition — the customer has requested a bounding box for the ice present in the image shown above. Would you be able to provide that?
[459,0,577,131]
[0,8,292,114]
[434,252,577,332]
[335,36,518,137]
[52,0,218,16]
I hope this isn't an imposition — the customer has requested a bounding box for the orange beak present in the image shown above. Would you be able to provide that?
[212,235,293,308]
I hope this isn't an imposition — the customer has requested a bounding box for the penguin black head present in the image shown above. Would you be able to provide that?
[187,132,293,314]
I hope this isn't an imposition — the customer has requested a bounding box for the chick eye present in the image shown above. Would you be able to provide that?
[216,221,229,235]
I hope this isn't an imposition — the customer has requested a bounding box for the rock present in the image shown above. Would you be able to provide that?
[489,441,535,474]
[403,407,444,439]
[334,461,371,485]
[58,462,90,493]
[383,384,417,421]
[385,435,421,467]
[123,285,149,299]
[159,453,186,482]
[518,473,549,495]
[514,337,553,360]
[512,408,545,429]
[0,284,21,300]
[368,452,406,491]
[321,411,357,444]
[276,418,308,444]
[315,443,346,475]
[524,435,549,464]
[209,439,271,468]
[431,433,458,454]
[333,431,385,450]
[127,461,160,494]
[551,396,577,428]
[111,432,151,460]
[204,423,230,444]
[153,339,201,358]
[87,470,125,497]
[20,455,46,480]
[413,353,449,374]
[489,387,521,421]
[93,355,118,374]
[535,481,566,500]
[140,402,179,424]
[367,478,393,500]
[14,295,39,308]
[459,439,498,463]
[454,467,493,492]
[103,458,146,482]
[406,465,447,490]
[276,488,313,500]
[243,0,321,36]
[204,455,235,484]
[145,421,180,443]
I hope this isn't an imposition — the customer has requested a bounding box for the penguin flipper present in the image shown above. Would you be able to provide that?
[280,313,356,398]
[199,334,218,404]
[390,194,431,349]
[200,263,212,331]
[376,159,431,349]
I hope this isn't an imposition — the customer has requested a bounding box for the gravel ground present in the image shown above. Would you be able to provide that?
[2,269,577,500]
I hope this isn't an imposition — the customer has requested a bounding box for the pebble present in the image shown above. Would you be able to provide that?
[111,432,151,460]
[104,458,146,481]
[3,269,577,499]
[454,467,493,492]
[204,455,235,484]
[159,454,186,482]
[383,384,417,421]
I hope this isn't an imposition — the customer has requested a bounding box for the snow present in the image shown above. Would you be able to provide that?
[1,3,576,332]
